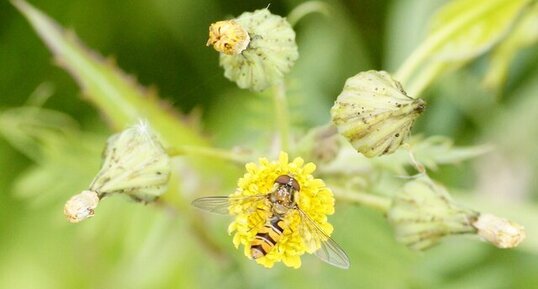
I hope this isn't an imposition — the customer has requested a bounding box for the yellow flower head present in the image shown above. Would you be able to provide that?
[227,152,336,268]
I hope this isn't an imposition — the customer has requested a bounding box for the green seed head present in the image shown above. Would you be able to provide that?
[218,8,299,92]
[89,120,171,202]
[331,71,425,158]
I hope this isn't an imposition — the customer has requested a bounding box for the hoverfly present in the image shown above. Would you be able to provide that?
[192,174,350,269]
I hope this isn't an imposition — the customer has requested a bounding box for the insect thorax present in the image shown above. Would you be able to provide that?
[269,175,300,215]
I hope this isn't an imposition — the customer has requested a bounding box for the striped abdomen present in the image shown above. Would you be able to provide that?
[250,215,285,259]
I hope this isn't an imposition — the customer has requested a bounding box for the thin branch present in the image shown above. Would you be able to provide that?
[287,1,331,26]
[272,82,291,152]
[332,187,392,213]
[167,145,250,164]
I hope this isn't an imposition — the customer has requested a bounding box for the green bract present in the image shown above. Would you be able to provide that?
[331,71,425,158]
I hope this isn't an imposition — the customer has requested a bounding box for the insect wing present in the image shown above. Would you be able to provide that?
[298,209,350,269]
[192,194,267,215]
[192,196,233,214]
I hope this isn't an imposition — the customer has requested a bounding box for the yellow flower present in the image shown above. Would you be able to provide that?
[227,152,336,268]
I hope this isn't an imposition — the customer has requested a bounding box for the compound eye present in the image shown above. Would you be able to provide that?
[289,178,300,192]
[275,175,291,186]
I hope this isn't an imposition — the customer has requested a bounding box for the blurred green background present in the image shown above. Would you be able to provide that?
[1,0,538,288]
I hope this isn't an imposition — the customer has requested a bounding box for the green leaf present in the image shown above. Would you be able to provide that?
[12,0,205,148]
[0,107,103,204]
[483,2,538,92]
[389,135,492,172]
[395,0,532,96]
[12,0,241,208]
[318,135,491,177]
[0,106,80,162]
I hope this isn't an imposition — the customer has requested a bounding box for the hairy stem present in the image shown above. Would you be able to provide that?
[167,146,249,164]
[332,188,392,213]
[272,82,291,152]
[403,143,426,174]
[287,1,331,26]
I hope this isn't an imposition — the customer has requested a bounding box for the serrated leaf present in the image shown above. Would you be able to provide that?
[400,135,492,170]
[0,107,103,204]
[0,107,80,162]
[374,135,492,174]
[318,135,491,177]
[12,0,205,148]
[12,0,241,207]
[396,0,532,96]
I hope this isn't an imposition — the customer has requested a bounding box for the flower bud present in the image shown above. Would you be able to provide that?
[387,176,479,250]
[472,213,526,248]
[212,8,299,91]
[89,120,171,202]
[331,70,425,158]
[64,190,100,223]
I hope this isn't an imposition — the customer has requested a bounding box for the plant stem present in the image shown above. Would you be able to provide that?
[272,82,291,152]
[167,146,249,164]
[287,1,330,26]
[403,143,426,174]
[332,188,392,213]
[394,42,432,88]
[405,61,445,97]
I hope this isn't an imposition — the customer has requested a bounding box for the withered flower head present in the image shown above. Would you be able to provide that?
[331,70,425,158]
[64,121,171,223]
[208,8,299,91]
